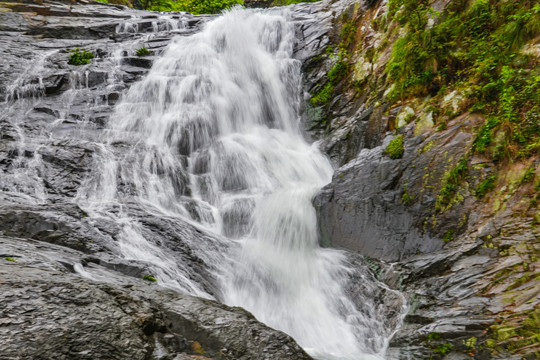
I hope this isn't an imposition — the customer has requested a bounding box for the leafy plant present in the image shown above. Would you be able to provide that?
[143,274,157,282]
[5,257,16,262]
[402,184,411,204]
[68,48,94,66]
[136,47,150,57]
[328,61,349,85]
[436,157,468,211]
[476,175,496,198]
[310,83,334,106]
[386,135,404,159]
[520,167,536,184]
[146,0,242,14]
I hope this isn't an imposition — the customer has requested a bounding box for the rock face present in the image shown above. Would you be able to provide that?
[0,238,311,360]
[304,0,539,359]
[315,114,477,262]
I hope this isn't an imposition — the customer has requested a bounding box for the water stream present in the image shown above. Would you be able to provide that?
[2,4,406,359]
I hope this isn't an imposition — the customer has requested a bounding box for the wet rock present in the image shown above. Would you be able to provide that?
[315,115,478,262]
[0,237,312,360]
[121,56,153,69]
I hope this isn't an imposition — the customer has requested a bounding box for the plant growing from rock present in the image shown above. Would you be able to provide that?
[136,47,150,57]
[68,48,94,66]
[385,135,404,159]
[475,175,496,199]
[143,274,157,282]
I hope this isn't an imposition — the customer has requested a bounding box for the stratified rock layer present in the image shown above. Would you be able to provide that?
[0,238,312,360]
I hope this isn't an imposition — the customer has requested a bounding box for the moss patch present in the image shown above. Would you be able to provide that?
[385,135,404,159]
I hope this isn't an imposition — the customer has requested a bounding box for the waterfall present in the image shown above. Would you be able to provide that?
[73,6,404,360]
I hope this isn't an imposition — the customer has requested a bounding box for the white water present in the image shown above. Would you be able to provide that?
[71,7,404,360]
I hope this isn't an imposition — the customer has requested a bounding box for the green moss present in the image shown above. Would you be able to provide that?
[328,61,349,85]
[310,83,334,106]
[464,336,477,350]
[385,135,405,159]
[432,343,453,355]
[68,48,94,66]
[142,274,157,282]
[340,20,357,50]
[136,47,150,57]
[5,257,16,262]
[506,272,540,291]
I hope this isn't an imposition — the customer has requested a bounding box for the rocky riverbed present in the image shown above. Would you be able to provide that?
[1,0,538,359]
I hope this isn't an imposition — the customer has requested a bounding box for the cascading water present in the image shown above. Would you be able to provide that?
[37,5,407,360]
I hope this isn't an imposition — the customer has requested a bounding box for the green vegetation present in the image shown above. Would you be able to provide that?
[520,166,536,184]
[92,0,242,11]
[68,48,94,66]
[436,157,468,211]
[475,175,496,198]
[427,333,453,355]
[328,61,348,85]
[272,0,320,5]
[310,60,349,106]
[443,229,455,242]
[5,257,16,262]
[401,184,411,204]
[464,336,477,350]
[142,274,157,282]
[310,83,334,106]
[191,341,205,354]
[385,135,404,159]
[143,0,242,13]
[136,47,150,57]
[310,16,354,107]
[432,343,453,355]
[489,308,540,354]
[385,0,540,160]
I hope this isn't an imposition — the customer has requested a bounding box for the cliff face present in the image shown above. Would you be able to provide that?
[306,0,539,358]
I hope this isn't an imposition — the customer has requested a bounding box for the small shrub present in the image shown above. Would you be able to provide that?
[68,48,94,66]
[476,175,496,198]
[136,47,150,57]
[143,274,157,282]
[386,135,405,159]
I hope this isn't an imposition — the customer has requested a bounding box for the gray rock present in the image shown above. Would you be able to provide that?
[0,237,311,360]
